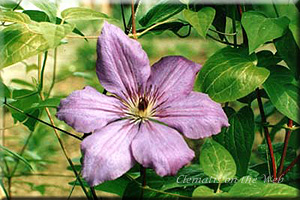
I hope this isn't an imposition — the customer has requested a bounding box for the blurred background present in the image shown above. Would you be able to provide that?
[1,0,296,197]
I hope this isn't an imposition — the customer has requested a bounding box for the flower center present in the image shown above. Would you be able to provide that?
[124,95,156,123]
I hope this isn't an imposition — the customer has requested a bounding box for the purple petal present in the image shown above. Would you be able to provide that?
[147,56,201,103]
[56,86,124,133]
[131,121,194,176]
[81,120,138,186]
[155,92,229,139]
[96,22,150,100]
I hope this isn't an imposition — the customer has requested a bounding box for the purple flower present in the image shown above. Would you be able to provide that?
[56,22,229,186]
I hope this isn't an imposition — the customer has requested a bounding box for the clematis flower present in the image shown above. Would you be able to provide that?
[56,22,229,186]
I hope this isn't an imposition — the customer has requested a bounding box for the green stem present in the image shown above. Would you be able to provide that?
[207,34,241,47]
[232,8,237,48]
[10,131,34,177]
[47,48,57,98]
[140,166,146,199]
[37,54,91,199]
[3,101,82,141]
[216,182,222,193]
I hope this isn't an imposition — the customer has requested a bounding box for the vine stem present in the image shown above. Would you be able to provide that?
[131,0,137,39]
[47,48,58,98]
[232,8,237,48]
[140,166,146,199]
[238,4,277,181]
[278,154,300,181]
[3,101,82,141]
[277,119,293,176]
[40,93,91,199]
[256,88,277,180]
[207,34,241,47]
[36,52,91,199]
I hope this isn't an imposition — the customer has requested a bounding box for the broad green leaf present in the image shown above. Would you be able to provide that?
[0,22,73,68]
[0,11,31,23]
[195,47,270,103]
[161,164,206,190]
[262,183,299,197]
[69,174,131,197]
[11,78,35,89]
[274,29,299,78]
[30,0,57,23]
[229,176,266,197]
[192,186,214,197]
[26,97,61,111]
[0,81,11,98]
[0,145,33,170]
[23,10,86,40]
[289,21,299,47]
[139,0,185,27]
[241,11,290,54]
[213,106,255,177]
[8,89,41,131]
[263,65,300,124]
[28,22,74,48]
[0,0,23,10]
[258,143,296,166]
[138,21,187,37]
[23,10,50,22]
[200,139,236,182]
[229,176,299,197]
[183,7,216,38]
[61,7,110,21]
[256,50,282,68]
[94,176,131,196]
[238,89,269,105]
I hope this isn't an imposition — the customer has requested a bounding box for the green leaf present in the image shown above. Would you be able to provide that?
[200,138,236,182]
[263,65,300,124]
[256,50,282,68]
[274,29,299,78]
[194,47,270,103]
[238,89,268,105]
[139,21,187,37]
[241,11,290,54]
[30,22,74,48]
[23,10,86,40]
[11,78,35,89]
[262,183,299,197]
[61,7,110,21]
[258,143,296,165]
[0,81,11,99]
[94,176,131,196]
[0,11,31,23]
[229,176,299,197]
[8,89,41,131]
[0,0,23,10]
[0,145,33,170]
[139,0,185,27]
[192,185,215,197]
[213,106,255,177]
[183,7,216,38]
[23,10,50,22]
[30,0,57,23]
[25,97,61,112]
[0,22,73,68]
